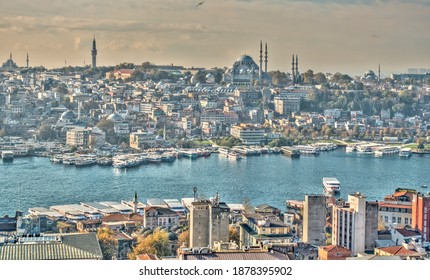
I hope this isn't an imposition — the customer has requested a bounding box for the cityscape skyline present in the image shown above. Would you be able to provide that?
[1,0,430,75]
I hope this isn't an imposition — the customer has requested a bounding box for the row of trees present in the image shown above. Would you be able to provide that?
[302,88,421,117]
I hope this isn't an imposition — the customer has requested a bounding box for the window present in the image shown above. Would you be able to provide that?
[392,216,396,223]
[405,217,409,225]
[398,217,401,224]
[385,216,388,223]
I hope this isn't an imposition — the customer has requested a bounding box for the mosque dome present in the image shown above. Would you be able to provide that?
[363,70,377,80]
[107,113,123,122]
[60,110,76,122]
[236,54,255,64]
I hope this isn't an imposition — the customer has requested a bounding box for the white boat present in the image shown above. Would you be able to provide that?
[323,177,341,194]
[356,145,374,155]
[399,148,412,158]
[346,145,357,153]
[1,151,14,162]
[374,146,400,157]
[226,151,242,160]
[294,145,320,155]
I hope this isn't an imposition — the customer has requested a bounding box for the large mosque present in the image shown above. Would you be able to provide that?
[223,41,271,88]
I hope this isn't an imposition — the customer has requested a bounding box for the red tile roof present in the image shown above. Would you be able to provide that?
[378,246,418,256]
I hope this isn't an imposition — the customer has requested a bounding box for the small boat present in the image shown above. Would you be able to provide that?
[323,177,341,195]
[399,148,412,158]
[422,185,428,189]
[1,151,14,162]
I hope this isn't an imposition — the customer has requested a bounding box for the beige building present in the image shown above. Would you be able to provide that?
[129,130,156,149]
[143,206,179,230]
[189,197,230,248]
[66,128,90,148]
[378,190,414,229]
[230,124,265,145]
[332,193,378,255]
[240,213,292,247]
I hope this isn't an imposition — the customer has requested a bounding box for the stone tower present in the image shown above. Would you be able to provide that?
[189,194,230,248]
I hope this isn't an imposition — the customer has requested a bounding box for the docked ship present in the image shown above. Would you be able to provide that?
[226,151,242,160]
[323,177,341,195]
[374,146,400,157]
[1,151,14,162]
[356,145,374,155]
[346,145,357,153]
[280,146,300,158]
[293,145,320,155]
[399,148,412,158]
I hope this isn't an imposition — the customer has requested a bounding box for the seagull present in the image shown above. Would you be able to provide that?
[196,1,205,7]
[372,34,380,39]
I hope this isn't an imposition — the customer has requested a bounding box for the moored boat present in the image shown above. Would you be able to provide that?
[323,177,341,195]
[1,151,14,162]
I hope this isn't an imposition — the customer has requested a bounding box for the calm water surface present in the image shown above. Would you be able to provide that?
[1,149,429,216]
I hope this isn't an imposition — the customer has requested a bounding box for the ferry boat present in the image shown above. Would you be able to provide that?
[97,157,113,166]
[51,154,63,163]
[1,151,14,162]
[219,147,231,155]
[75,157,97,167]
[226,151,242,160]
[323,177,341,194]
[293,145,320,155]
[374,146,400,157]
[399,148,412,158]
[346,145,357,153]
[356,145,374,155]
[180,150,198,159]
[280,146,300,158]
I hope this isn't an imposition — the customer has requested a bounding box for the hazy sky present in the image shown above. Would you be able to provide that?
[1,0,429,75]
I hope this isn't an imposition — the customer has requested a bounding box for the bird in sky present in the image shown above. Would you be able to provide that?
[372,34,380,39]
[196,1,205,7]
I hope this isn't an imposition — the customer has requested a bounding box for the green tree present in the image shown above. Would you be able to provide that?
[38,125,56,140]
[313,72,327,84]
[268,70,288,86]
[97,227,119,260]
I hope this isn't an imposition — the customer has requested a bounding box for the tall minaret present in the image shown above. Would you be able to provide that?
[259,40,263,87]
[295,55,299,84]
[292,54,295,84]
[378,64,381,82]
[91,35,97,68]
[26,53,29,68]
[133,191,138,214]
[264,42,268,74]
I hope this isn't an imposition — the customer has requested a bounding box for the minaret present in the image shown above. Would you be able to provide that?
[292,55,295,84]
[26,53,29,68]
[378,64,381,82]
[295,55,299,84]
[259,40,263,87]
[133,191,138,214]
[91,36,97,68]
[264,42,268,74]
